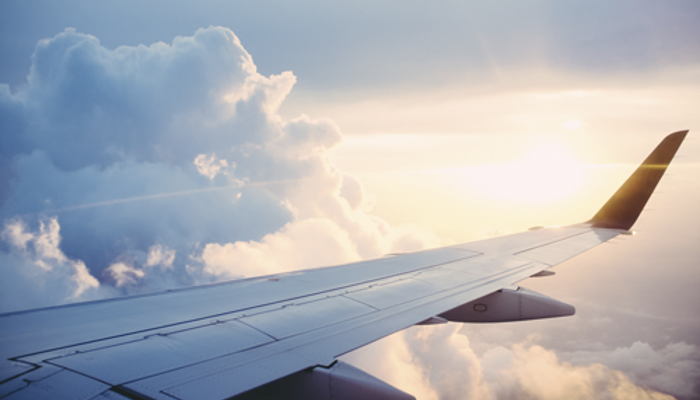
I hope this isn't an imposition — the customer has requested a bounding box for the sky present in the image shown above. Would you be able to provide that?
[1,1,699,399]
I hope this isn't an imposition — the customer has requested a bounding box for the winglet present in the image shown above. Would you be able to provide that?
[589,130,688,230]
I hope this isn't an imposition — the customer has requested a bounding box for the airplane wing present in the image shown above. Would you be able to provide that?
[0,131,688,400]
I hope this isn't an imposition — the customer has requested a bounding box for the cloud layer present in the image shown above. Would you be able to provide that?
[0,26,439,310]
[344,325,697,400]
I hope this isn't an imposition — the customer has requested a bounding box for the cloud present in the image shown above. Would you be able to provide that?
[105,262,145,288]
[145,243,176,269]
[0,26,440,311]
[194,153,232,180]
[563,341,700,399]
[405,325,492,400]
[200,218,361,279]
[0,217,110,312]
[480,340,677,400]
[340,331,440,400]
[346,325,692,400]
[451,308,700,399]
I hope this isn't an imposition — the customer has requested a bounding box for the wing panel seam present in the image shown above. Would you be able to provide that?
[512,229,594,255]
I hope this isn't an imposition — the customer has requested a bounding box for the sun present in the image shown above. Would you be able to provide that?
[468,143,585,202]
[563,119,582,130]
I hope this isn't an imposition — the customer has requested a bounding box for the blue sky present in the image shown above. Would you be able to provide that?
[1,1,699,398]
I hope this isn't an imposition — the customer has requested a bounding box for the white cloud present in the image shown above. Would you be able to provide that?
[483,341,676,400]
[201,218,360,278]
[341,331,441,400]
[105,262,145,288]
[0,26,439,306]
[194,153,232,180]
[0,217,107,312]
[145,243,176,270]
[406,325,492,400]
[563,341,700,399]
[346,325,685,400]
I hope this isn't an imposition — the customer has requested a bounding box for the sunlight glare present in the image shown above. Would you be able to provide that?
[563,119,582,130]
[468,143,585,202]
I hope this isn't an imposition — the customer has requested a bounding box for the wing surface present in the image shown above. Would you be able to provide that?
[0,131,687,400]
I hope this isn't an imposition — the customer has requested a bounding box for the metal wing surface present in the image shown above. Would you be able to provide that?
[0,131,688,400]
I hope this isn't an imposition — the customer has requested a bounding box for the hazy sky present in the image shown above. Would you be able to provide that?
[1,1,699,399]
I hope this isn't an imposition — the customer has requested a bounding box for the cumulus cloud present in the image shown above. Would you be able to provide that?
[194,153,232,180]
[480,340,676,400]
[105,262,145,288]
[563,341,700,399]
[200,218,360,278]
[346,325,692,400]
[340,331,440,400]
[0,217,109,312]
[406,325,492,400]
[145,243,176,269]
[0,26,439,311]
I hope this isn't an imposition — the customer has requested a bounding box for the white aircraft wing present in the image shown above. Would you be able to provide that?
[0,131,688,400]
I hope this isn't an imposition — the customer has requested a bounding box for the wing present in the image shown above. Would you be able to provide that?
[0,131,688,400]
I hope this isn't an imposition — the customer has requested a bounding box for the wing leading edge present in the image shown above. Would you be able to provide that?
[0,131,688,400]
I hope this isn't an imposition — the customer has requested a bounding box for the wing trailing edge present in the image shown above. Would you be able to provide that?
[589,130,688,230]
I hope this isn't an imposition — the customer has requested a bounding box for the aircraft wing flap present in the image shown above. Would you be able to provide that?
[343,277,438,309]
[45,319,275,385]
[239,295,377,340]
[0,362,34,385]
[123,257,546,400]
[90,392,132,400]
[162,348,323,400]
[2,369,109,400]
